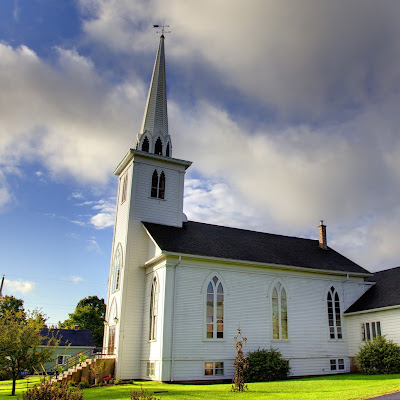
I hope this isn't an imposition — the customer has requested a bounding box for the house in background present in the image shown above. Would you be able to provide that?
[345,266,400,370]
[102,33,399,382]
[41,328,95,373]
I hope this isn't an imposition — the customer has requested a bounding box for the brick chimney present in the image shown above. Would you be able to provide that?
[318,220,327,250]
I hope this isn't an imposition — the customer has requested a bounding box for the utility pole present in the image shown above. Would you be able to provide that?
[0,275,4,298]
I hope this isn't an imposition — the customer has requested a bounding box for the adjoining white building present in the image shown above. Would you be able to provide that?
[103,34,400,381]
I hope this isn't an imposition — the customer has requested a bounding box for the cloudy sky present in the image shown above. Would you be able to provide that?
[1,0,400,324]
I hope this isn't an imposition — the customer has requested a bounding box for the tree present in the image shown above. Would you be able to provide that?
[59,296,106,347]
[0,309,59,396]
[0,295,25,320]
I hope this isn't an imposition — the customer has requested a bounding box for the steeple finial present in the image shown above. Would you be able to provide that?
[135,28,172,157]
[153,21,170,37]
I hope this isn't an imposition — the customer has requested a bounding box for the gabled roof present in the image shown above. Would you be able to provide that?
[143,221,370,275]
[41,329,95,347]
[345,266,400,314]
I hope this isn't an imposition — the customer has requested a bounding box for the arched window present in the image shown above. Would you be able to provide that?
[120,173,128,204]
[154,137,163,155]
[150,170,166,199]
[327,286,342,339]
[142,137,150,152]
[272,282,288,340]
[206,276,224,339]
[158,172,165,199]
[151,170,158,198]
[111,246,122,292]
[149,277,158,340]
[166,142,170,157]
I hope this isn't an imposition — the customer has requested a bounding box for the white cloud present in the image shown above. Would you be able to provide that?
[71,275,84,283]
[4,279,36,294]
[86,238,102,253]
[88,198,116,229]
[0,42,145,203]
[70,192,84,200]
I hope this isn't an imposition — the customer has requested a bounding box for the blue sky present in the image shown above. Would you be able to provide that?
[2,0,400,325]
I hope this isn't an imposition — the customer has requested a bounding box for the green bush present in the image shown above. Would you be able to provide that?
[357,335,400,374]
[22,381,84,400]
[78,379,90,389]
[245,348,290,382]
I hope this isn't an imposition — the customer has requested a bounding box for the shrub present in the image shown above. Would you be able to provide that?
[22,381,84,400]
[246,348,290,382]
[78,379,90,389]
[130,385,160,400]
[357,335,400,374]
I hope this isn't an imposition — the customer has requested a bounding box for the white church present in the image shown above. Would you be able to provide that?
[103,34,400,381]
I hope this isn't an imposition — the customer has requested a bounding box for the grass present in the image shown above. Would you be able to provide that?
[0,374,399,400]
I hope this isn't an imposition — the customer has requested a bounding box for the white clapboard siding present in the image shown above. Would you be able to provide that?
[345,308,400,357]
[106,152,189,379]
[141,257,367,380]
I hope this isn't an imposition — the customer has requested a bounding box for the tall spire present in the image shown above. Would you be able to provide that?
[135,35,172,157]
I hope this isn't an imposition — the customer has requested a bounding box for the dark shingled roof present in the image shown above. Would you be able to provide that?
[41,329,95,347]
[143,221,370,275]
[345,266,400,313]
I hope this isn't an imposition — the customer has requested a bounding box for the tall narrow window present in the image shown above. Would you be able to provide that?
[111,247,122,292]
[150,170,166,199]
[327,286,342,339]
[151,170,158,198]
[154,137,163,155]
[108,325,115,355]
[206,276,224,339]
[166,143,170,157]
[142,137,149,152]
[158,172,165,199]
[121,174,128,204]
[272,282,288,340]
[149,277,158,340]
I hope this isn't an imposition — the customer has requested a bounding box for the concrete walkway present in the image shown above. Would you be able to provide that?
[367,392,400,400]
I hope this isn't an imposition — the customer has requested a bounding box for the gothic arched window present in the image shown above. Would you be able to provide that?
[158,172,165,199]
[149,277,158,340]
[142,137,150,152]
[272,282,288,340]
[166,142,170,157]
[154,137,163,155]
[327,286,342,339]
[150,170,166,199]
[120,173,128,204]
[151,170,158,198]
[111,246,122,292]
[206,276,224,339]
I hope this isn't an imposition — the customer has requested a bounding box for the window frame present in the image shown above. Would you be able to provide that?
[120,173,128,204]
[147,361,155,377]
[111,245,122,292]
[204,361,224,377]
[150,169,166,200]
[362,321,381,341]
[327,286,343,340]
[330,358,345,371]
[149,276,158,341]
[271,281,288,341]
[205,275,224,340]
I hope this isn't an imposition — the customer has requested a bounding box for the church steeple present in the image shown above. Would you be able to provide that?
[135,35,172,157]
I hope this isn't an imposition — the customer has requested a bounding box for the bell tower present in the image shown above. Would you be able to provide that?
[104,34,191,379]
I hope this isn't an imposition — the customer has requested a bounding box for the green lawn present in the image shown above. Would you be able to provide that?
[1,374,399,400]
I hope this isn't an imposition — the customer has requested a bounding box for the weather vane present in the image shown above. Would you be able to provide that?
[153,20,170,36]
